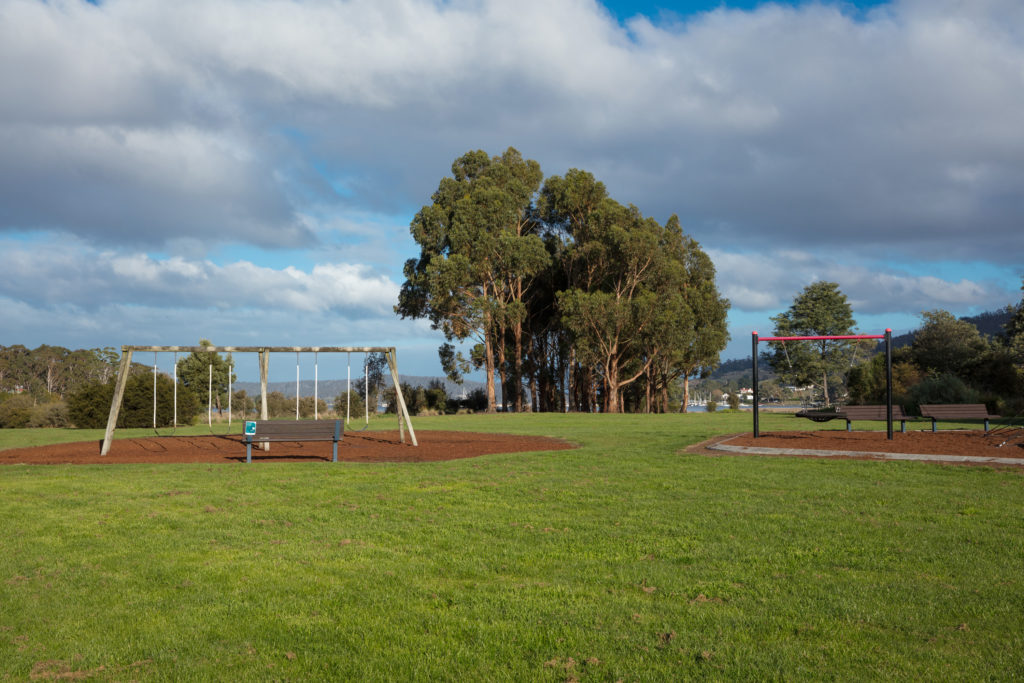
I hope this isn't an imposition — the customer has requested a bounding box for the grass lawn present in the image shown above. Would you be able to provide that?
[1,412,1022,680]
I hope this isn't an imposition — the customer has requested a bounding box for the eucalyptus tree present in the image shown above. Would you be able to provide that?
[911,310,988,376]
[764,281,855,406]
[1006,278,1024,365]
[177,339,236,414]
[655,217,729,412]
[397,148,548,412]
[557,201,679,413]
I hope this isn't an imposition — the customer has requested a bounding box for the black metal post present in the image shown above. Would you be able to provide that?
[752,332,759,438]
[885,329,893,440]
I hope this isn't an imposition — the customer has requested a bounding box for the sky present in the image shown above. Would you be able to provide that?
[2,0,1023,382]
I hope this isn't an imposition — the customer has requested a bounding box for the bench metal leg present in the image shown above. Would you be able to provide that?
[900,420,906,433]
[846,420,852,432]
[333,420,341,462]
[931,419,937,433]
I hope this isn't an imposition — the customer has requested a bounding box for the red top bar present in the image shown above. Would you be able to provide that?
[756,334,885,341]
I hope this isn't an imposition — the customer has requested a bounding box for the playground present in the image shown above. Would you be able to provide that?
[0,429,573,465]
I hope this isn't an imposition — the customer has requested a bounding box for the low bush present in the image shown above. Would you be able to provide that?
[68,375,200,428]
[903,373,979,414]
[27,401,70,428]
[0,394,35,428]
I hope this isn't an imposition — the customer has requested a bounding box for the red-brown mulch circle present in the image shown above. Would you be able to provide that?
[0,430,576,465]
[688,428,1024,464]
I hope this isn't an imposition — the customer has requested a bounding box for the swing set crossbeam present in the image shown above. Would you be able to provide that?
[101,345,416,455]
[758,335,885,342]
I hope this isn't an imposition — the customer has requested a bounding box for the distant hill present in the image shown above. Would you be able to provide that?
[708,357,774,382]
[884,308,1013,351]
[235,375,489,400]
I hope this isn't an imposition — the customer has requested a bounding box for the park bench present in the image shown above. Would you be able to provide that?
[919,404,999,433]
[796,405,913,432]
[243,420,343,463]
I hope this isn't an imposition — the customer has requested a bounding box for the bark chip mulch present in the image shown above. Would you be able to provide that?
[687,428,1024,466]
[0,430,576,465]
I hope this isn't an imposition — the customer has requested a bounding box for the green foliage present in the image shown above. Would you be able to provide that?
[911,310,988,375]
[397,148,548,412]
[265,391,292,418]
[463,387,488,412]
[66,380,115,429]
[1004,278,1024,365]
[0,344,120,400]
[727,392,741,410]
[400,151,728,414]
[706,399,718,412]
[297,396,328,419]
[68,375,200,429]
[26,401,70,428]
[120,374,200,428]
[904,373,979,413]
[334,389,367,423]
[0,394,35,428]
[765,281,856,406]
[175,339,237,413]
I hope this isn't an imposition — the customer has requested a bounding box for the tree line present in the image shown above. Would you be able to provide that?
[761,280,1024,414]
[397,147,730,413]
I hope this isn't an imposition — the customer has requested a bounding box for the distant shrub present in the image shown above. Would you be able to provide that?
[904,373,979,414]
[0,394,35,428]
[334,390,367,423]
[465,388,488,412]
[27,401,70,428]
[68,375,199,429]
[68,380,114,428]
[727,392,741,411]
[298,396,328,419]
[706,400,718,413]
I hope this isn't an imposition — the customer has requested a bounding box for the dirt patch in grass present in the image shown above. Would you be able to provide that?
[0,430,575,465]
[687,429,1024,464]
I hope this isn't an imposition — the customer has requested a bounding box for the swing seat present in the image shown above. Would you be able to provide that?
[244,420,343,463]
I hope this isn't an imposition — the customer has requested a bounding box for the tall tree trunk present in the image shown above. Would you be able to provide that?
[484,318,497,414]
[606,358,619,413]
[660,367,670,413]
[644,371,652,414]
[681,374,691,413]
[496,332,508,412]
[513,322,524,412]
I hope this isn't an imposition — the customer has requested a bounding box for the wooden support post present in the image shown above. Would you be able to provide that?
[100,348,134,455]
[259,348,270,450]
[385,349,417,446]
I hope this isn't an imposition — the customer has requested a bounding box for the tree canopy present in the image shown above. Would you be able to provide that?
[764,281,856,406]
[398,148,730,413]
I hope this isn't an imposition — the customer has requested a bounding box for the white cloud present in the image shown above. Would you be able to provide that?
[3,0,1022,260]
[0,242,398,315]
[709,248,1013,315]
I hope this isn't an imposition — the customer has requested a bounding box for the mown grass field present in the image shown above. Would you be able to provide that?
[1,412,1022,680]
